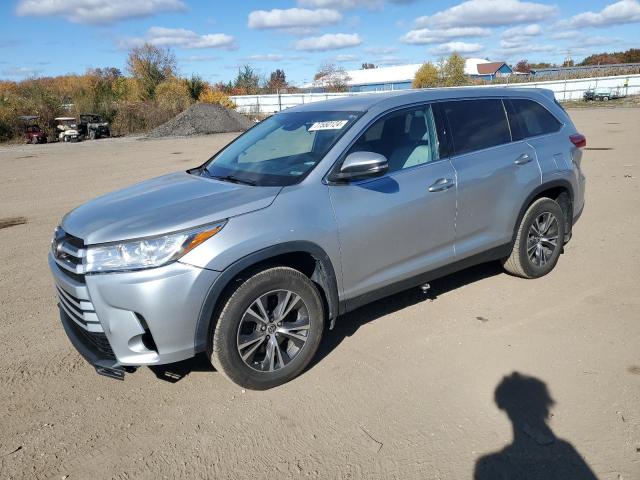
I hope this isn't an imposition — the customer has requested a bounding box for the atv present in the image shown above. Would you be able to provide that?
[18,115,47,144]
[78,113,110,140]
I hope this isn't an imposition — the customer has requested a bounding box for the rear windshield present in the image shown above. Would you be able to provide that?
[508,99,562,138]
[204,110,361,186]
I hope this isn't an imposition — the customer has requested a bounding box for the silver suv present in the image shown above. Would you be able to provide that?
[49,88,586,389]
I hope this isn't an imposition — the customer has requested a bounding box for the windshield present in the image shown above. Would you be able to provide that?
[203,110,361,186]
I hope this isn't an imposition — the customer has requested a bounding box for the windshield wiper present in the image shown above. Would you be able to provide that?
[208,174,257,186]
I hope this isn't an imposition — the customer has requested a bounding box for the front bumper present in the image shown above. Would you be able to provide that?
[49,254,219,370]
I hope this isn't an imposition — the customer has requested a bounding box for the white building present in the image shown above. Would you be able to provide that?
[307,58,512,92]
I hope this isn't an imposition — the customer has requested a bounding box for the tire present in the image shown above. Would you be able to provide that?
[209,266,325,390]
[502,198,566,279]
[603,96,609,101]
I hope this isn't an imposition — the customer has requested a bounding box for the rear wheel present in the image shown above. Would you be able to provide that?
[503,198,566,279]
[209,267,325,390]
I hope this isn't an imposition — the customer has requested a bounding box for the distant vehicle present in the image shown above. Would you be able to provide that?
[54,117,82,142]
[78,113,110,140]
[584,87,623,101]
[18,115,47,144]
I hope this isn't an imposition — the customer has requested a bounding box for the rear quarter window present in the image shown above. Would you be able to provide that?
[442,99,511,156]
[509,99,562,138]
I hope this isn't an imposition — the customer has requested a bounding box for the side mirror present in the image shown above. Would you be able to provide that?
[332,151,388,181]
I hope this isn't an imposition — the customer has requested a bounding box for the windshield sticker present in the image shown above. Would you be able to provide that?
[308,120,349,131]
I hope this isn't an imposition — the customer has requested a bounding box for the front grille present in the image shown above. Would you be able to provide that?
[66,313,115,360]
[56,285,103,333]
[52,230,86,283]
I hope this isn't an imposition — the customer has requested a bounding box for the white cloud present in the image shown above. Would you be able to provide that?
[416,0,557,28]
[248,8,341,29]
[182,55,220,62]
[294,33,362,51]
[548,30,580,40]
[401,26,491,44]
[499,43,558,54]
[121,27,235,50]
[374,55,411,65]
[430,41,483,55]
[298,0,380,8]
[15,0,186,24]
[246,54,286,61]
[561,0,640,28]
[501,24,542,39]
[332,54,359,62]
[364,46,398,54]
[297,0,418,9]
[499,24,542,49]
[1,66,43,77]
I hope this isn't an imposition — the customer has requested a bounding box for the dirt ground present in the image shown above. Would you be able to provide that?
[0,108,639,480]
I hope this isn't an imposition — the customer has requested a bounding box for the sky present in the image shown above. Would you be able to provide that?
[1,0,639,86]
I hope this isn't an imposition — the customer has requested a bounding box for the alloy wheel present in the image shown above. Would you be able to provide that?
[236,290,311,372]
[526,212,559,267]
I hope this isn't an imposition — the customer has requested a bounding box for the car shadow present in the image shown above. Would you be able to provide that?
[149,261,503,383]
[309,260,504,369]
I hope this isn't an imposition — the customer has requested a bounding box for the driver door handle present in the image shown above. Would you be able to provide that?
[514,153,533,165]
[428,178,455,192]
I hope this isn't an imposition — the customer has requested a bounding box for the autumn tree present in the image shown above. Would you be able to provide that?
[185,75,207,101]
[514,59,532,73]
[412,62,440,88]
[126,43,177,99]
[233,65,260,95]
[265,69,287,93]
[314,63,351,92]
[155,78,192,114]
[441,53,467,87]
[199,87,235,109]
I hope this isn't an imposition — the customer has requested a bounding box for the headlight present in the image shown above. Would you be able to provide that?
[85,222,226,273]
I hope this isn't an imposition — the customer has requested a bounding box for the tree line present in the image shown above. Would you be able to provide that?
[0,44,298,142]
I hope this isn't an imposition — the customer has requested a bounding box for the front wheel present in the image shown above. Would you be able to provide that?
[503,198,566,279]
[209,267,325,390]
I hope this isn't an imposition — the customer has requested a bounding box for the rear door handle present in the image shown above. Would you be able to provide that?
[514,153,533,165]
[428,178,455,192]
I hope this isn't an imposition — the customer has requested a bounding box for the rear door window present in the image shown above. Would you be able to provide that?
[509,99,562,138]
[442,99,511,155]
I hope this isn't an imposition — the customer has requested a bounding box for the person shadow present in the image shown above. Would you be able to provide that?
[474,372,598,480]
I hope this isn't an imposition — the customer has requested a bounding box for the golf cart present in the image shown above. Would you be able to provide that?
[54,117,82,142]
[78,113,110,140]
[18,115,47,144]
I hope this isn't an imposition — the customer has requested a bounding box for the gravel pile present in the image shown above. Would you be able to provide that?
[147,103,253,138]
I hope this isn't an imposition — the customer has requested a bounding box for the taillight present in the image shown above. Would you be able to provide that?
[570,133,586,149]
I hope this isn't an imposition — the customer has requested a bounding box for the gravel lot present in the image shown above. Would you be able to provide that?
[0,108,639,480]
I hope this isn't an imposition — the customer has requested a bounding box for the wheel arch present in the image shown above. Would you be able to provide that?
[193,241,340,353]
[512,179,574,245]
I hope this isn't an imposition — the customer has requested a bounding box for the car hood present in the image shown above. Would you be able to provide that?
[62,172,282,244]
